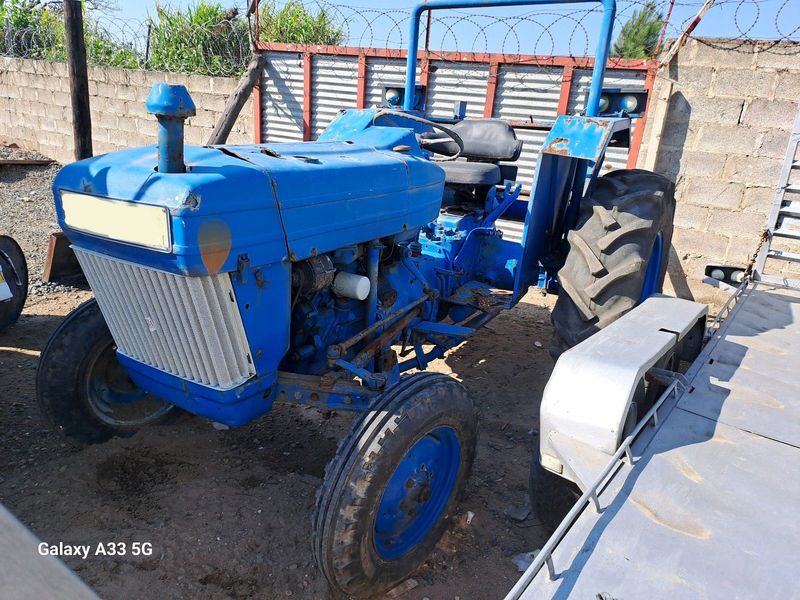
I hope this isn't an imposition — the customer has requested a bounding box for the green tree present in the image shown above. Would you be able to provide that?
[611,1,663,59]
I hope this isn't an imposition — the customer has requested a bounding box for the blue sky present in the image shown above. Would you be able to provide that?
[111,0,798,54]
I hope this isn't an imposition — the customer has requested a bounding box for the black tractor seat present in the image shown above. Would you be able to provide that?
[439,161,502,186]
[423,118,523,186]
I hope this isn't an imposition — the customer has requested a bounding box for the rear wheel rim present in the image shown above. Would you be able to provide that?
[374,426,461,560]
[639,231,664,302]
[84,342,173,428]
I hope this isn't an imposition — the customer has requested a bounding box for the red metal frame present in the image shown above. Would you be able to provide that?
[419,55,431,97]
[303,52,313,141]
[626,66,656,168]
[252,66,263,144]
[356,54,367,109]
[484,61,499,117]
[254,41,657,161]
[556,65,574,115]
[255,42,653,70]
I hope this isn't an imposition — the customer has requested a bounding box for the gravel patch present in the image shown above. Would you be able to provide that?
[0,145,71,292]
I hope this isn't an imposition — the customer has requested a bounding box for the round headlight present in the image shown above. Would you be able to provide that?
[598,95,610,113]
[385,88,401,106]
[710,268,725,281]
[621,95,639,113]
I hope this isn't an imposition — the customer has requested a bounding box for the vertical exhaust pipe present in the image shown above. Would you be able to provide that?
[145,83,196,174]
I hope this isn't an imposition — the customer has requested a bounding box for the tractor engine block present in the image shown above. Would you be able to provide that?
[283,240,433,376]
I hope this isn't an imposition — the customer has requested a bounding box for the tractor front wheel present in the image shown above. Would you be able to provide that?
[313,372,477,598]
[37,299,177,444]
[551,169,675,358]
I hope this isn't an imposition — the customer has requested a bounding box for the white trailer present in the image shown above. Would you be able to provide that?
[508,108,800,600]
[508,281,800,599]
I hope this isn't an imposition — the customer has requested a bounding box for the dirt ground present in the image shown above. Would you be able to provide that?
[0,155,558,600]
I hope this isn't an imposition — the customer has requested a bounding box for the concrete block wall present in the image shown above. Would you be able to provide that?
[0,57,253,165]
[638,39,800,306]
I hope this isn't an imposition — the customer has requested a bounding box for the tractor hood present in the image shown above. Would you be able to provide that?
[53,123,444,276]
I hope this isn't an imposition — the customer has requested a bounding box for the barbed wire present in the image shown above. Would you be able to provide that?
[0,0,797,79]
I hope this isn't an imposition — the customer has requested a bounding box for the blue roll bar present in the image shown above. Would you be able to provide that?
[403,0,616,117]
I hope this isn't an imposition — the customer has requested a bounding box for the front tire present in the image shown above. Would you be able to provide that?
[551,169,675,357]
[0,235,28,332]
[313,373,477,598]
[36,299,177,444]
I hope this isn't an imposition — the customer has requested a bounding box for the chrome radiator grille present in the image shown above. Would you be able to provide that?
[75,249,255,390]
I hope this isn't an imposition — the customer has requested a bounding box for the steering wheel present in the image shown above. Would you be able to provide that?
[373,109,464,161]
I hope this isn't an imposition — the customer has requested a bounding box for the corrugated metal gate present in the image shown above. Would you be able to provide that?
[253,43,656,191]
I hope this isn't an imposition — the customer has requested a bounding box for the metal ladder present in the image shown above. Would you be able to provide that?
[754,107,800,289]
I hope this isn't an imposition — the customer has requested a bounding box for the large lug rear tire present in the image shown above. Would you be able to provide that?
[36,299,178,445]
[313,372,477,598]
[0,235,28,332]
[551,169,675,358]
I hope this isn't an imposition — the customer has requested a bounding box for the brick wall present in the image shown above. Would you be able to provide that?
[0,57,253,164]
[638,39,800,306]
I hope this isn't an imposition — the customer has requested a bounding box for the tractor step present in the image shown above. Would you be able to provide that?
[412,321,475,337]
[445,281,514,311]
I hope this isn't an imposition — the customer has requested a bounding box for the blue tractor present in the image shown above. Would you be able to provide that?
[37,0,673,596]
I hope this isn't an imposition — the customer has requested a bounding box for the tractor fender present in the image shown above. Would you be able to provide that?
[539,295,707,486]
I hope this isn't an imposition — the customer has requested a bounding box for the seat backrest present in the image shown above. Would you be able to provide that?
[451,119,523,162]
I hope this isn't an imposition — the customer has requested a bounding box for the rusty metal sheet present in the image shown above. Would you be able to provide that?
[541,115,629,162]
[567,68,646,171]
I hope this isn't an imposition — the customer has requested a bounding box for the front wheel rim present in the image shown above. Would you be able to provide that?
[374,426,461,560]
[84,342,173,428]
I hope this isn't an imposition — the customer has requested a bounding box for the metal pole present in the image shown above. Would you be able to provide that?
[584,0,616,117]
[63,0,93,161]
[144,22,152,66]
[655,0,677,54]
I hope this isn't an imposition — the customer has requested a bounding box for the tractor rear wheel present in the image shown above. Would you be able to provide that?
[0,235,28,332]
[313,372,477,598]
[551,169,675,358]
[37,299,178,444]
